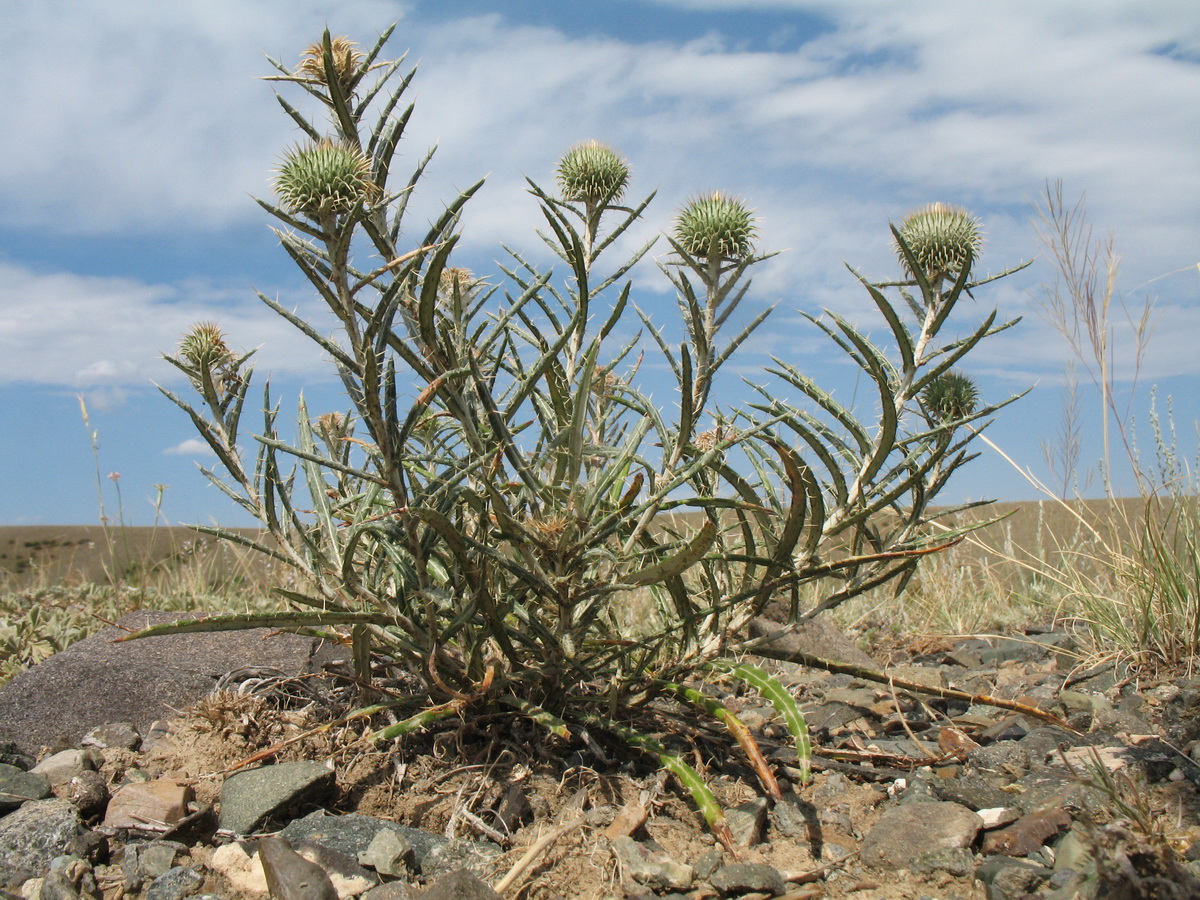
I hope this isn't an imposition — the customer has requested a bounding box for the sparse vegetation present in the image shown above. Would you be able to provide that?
[972,183,1200,675]
[111,26,1026,842]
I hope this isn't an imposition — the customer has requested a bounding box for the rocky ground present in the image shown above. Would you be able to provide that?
[1,614,1199,900]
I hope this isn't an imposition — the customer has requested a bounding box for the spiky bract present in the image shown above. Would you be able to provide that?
[178,322,231,372]
[674,192,757,262]
[298,36,364,86]
[922,370,980,423]
[895,203,983,285]
[557,141,631,206]
[275,141,375,221]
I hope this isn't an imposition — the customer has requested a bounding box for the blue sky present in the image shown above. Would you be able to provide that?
[2,0,1198,526]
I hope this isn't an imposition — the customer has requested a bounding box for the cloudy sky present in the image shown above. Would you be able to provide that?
[2,0,1197,526]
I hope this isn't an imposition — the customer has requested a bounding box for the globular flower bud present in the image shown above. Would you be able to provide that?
[275,140,375,221]
[557,141,631,206]
[674,192,757,262]
[178,322,231,372]
[297,35,364,87]
[178,322,242,396]
[894,203,983,285]
[922,370,980,423]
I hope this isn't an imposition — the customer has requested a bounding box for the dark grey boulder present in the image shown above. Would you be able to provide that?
[259,837,338,900]
[0,798,83,885]
[0,611,345,756]
[708,862,786,896]
[278,812,500,880]
[747,616,879,668]
[419,869,503,900]
[861,801,982,869]
[0,762,50,809]
[218,761,336,835]
[145,865,205,900]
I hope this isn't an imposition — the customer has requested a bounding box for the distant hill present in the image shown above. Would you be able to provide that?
[0,497,1151,593]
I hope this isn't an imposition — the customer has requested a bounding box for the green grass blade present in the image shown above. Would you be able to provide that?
[711,660,812,784]
[624,518,716,586]
[115,610,405,642]
[591,717,735,851]
[368,701,463,742]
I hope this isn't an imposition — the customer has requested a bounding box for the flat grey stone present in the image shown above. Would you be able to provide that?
[259,837,338,900]
[145,865,205,900]
[0,798,83,884]
[910,846,975,877]
[708,862,786,896]
[31,750,99,788]
[0,612,346,757]
[40,854,98,900]
[419,870,503,900]
[975,855,1052,898]
[81,722,141,751]
[0,762,51,809]
[861,801,982,869]
[359,828,414,876]
[747,616,879,668]
[725,798,768,848]
[218,761,336,835]
[278,812,500,880]
[611,836,693,891]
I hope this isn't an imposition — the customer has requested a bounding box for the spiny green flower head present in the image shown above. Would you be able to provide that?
[922,369,980,423]
[674,192,758,262]
[895,202,983,284]
[557,140,631,206]
[178,322,231,372]
[275,140,375,221]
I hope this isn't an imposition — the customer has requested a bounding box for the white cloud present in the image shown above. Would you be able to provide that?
[0,0,1195,392]
[0,1,412,234]
[164,437,217,457]
[0,262,337,390]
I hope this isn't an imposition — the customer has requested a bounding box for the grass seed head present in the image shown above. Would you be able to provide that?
[557,141,631,206]
[895,202,983,285]
[674,192,757,262]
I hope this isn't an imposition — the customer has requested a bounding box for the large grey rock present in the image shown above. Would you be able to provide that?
[0,611,346,756]
[0,762,51,809]
[278,812,501,880]
[861,801,982,869]
[610,836,693,891]
[218,761,336,835]
[725,798,768,848]
[419,869,503,900]
[31,749,99,788]
[0,798,83,885]
[708,862,786,896]
[144,865,204,900]
[747,616,879,668]
[40,854,99,900]
[259,836,338,900]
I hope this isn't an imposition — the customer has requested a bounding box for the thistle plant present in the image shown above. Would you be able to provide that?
[137,27,1028,845]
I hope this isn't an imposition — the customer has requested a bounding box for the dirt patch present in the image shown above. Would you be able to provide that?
[119,680,973,899]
